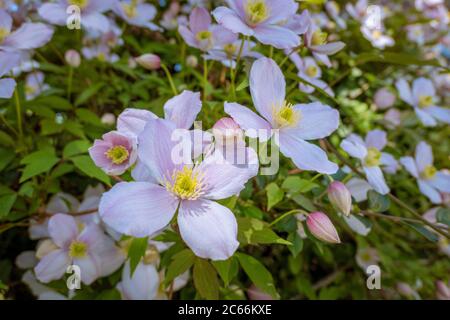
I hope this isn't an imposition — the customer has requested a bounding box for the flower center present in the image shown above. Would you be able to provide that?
[421,164,437,180]
[122,3,137,18]
[306,65,318,78]
[273,101,301,128]
[165,166,204,200]
[69,0,89,9]
[0,28,10,43]
[97,52,106,62]
[364,147,381,167]
[25,85,37,96]
[418,95,433,108]
[69,241,88,258]
[196,30,212,41]
[372,30,382,40]
[311,31,328,46]
[245,0,269,25]
[105,145,129,165]
[224,43,238,57]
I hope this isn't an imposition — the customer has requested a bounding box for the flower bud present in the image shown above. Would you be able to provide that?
[374,87,395,109]
[135,53,161,70]
[186,55,198,68]
[65,49,81,67]
[212,117,243,144]
[327,181,352,216]
[101,112,116,126]
[306,212,341,244]
[396,282,417,298]
[436,281,450,300]
[128,57,137,69]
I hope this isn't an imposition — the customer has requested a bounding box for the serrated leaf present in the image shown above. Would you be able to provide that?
[70,155,110,185]
[193,259,219,300]
[236,253,279,299]
[164,249,195,286]
[63,140,91,158]
[266,183,284,210]
[127,237,149,276]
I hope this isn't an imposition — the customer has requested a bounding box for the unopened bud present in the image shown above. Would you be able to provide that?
[101,113,116,126]
[186,55,198,67]
[65,49,81,67]
[436,281,450,300]
[328,181,352,216]
[135,53,161,70]
[212,117,243,144]
[306,212,341,244]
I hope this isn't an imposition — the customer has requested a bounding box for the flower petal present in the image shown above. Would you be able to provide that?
[250,57,285,123]
[412,77,435,100]
[365,129,387,150]
[189,7,211,34]
[38,3,67,25]
[224,102,272,141]
[418,180,442,204]
[253,25,300,49]
[0,9,12,32]
[427,106,450,124]
[363,166,389,194]
[212,6,254,36]
[2,23,54,51]
[429,171,450,193]
[0,78,16,99]
[117,108,158,138]
[119,261,159,300]
[400,156,419,178]
[34,249,70,283]
[279,133,338,174]
[163,90,201,129]
[380,152,398,174]
[346,177,372,202]
[178,199,239,260]
[286,102,339,140]
[395,78,414,106]
[73,256,100,285]
[415,141,433,173]
[81,12,110,33]
[99,182,178,238]
[415,108,437,127]
[340,138,367,159]
[48,214,79,248]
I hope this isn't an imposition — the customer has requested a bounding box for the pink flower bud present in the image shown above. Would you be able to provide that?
[135,54,161,70]
[101,113,116,126]
[374,87,395,109]
[396,282,416,298]
[186,55,198,67]
[328,181,352,216]
[436,281,450,300]
[212,117,243,145]
[306,212,341,244]
[65,49,81,67]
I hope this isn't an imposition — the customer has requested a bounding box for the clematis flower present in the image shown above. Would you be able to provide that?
[225,57,339,174]
[396,77,450,127]
[374,87,396,110]
[406,24,426,46]
[113,0,160,31]
[38,0,113,33]
[345,0,368,22]
[345,177,373,202]
[361,25,394,49]
[34,214,124,284]
[204,37,262,69]
[25,72,49,101]
[340,129,398,194]
[0,51,19,98]
[212,0,300,49]
[325,1,347,30]
[302,10,345,67]
[355,247,380,270]
[179,7,236,52]
[400,141,450,204]
[99,117,258,261]
[0,9,54,53]
[383,108,402,129]
[89,131,138,176]
[294,56,334,96]
[82,44,119,63]
[117,260,160,300]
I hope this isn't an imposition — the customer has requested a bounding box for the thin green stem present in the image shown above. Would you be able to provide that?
[14,89,23,138]
[203,57,208,102]
[0,113,18,136]
[67,66,73,100]
[269,209,306,227]
[161,63,178,95]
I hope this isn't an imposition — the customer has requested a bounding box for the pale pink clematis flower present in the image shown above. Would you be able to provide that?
[400,141,450,204]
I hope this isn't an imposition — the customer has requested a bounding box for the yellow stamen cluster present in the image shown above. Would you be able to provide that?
[165,166,204,200]
[372,30,382,40]
[69,241,88,258]
[273,101,301,128]
[0,28,10,43]
[311,30,328,46]
[245,0,269,25]
[418,95,433,108]
[69,0,89,9]
[25,86,37,96]
[364,147,381,167]
[122,3,138,19]
[97,52,106,62]
[224,43,238,57]
[195,30,213,49]
[421,165,437,180]
[105,145,129,165]
[306,65,318,78]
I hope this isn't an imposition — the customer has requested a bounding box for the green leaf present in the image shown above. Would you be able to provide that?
[236,253,279,299]
[164,249,195,286]
[0,193,17,218]
[75,83,105,106]
[287,232,303,257]
[0,131,14,147]
[368,190,390,212]
[291,194,317,211]
[236,79,249,91]
[436,208,450,227]
[70,155,110,185]
[20,149,60,183]
[75,109,104,127]
[127,237,149,276]
[237,217,291,245]
[404,222,439,243]
[63,140,91,158]
[212,257,238,287]
[193,259,219,300]
[31,96,72,110]
[282,176,319,193]
[0,148,15,171]
[355,52,448,71]
[96,288,121,300]
[266,183,284,210]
